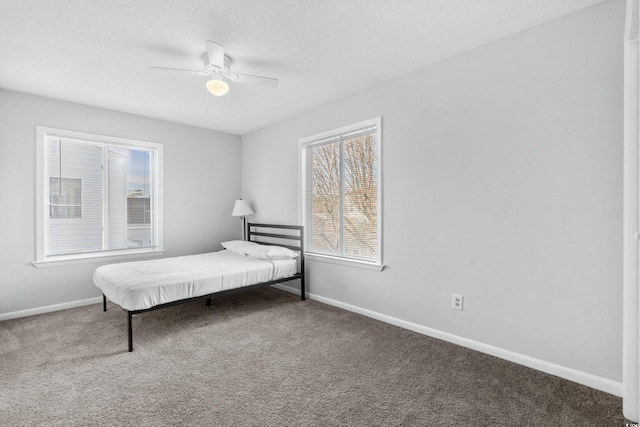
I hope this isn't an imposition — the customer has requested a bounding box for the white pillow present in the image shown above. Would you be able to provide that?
[242,245,299,260]
[221,240,260,255]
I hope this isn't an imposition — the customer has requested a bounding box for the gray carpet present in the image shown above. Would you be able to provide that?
[0,287,630,426]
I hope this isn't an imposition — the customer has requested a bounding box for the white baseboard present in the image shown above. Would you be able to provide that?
[0,296,102,321]
[272,283,624,397]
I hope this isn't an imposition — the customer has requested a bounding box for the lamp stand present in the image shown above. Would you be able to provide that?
[231,199,254,241]
[242,215,247,241]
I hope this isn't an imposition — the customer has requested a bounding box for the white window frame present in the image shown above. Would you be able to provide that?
[299,117,383,271]
[34,126,164,267]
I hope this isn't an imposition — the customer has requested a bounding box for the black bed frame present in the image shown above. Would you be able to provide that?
[102,223,305,352]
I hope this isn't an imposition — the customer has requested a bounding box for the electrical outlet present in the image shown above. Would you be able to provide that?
[452,294,463,311]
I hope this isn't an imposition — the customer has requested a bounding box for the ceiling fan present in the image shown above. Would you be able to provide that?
[150,40,278,96]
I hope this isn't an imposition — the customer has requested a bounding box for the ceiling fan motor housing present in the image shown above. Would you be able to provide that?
[202,53,238,80]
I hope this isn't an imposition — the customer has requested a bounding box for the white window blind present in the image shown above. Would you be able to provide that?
[300,117,382,266]
[36,127,163,263]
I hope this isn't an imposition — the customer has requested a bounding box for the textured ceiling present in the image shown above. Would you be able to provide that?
[0,0,606,135]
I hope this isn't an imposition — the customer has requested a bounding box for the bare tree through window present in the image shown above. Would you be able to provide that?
[309,130,378,260]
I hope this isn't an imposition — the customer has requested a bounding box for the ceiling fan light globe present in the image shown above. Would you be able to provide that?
[206,79,229,96]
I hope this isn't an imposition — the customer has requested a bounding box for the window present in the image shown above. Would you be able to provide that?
[35,127,163,264]
[300,117,382,269]
[127,197,151,224]
[49,177,81,218]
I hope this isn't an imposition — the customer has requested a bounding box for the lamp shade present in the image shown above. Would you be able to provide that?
[206,78,229,96]
[231,199,255,217]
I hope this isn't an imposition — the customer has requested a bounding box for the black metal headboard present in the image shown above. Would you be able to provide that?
[247,223,304,253]
[247,223,305,300]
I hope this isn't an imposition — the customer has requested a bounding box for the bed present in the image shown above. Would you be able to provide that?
[94,223,305,351]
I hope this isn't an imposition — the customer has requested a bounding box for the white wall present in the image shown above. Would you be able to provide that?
[0,90,241,315]
[242,0,625,384]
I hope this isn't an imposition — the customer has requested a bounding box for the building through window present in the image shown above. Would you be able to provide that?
[36,127,163,263]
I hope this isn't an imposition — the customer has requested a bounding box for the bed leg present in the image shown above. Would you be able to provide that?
[127,311,133,352]
[301,277,306,301]
[206,298,212,306]
[103,294,107,312]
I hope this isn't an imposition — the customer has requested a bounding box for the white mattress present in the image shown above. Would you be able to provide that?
[93,250,297,311]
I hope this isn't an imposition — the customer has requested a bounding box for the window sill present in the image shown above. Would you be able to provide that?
[32,249,166,268]
[305,253,384,271]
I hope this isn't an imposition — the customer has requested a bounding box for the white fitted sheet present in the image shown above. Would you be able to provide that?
[93,250,297,311]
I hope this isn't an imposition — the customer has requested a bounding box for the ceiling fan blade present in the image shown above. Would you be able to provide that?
[234,73,279,88]
[205,40,225,68]
[149,66,201,74]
